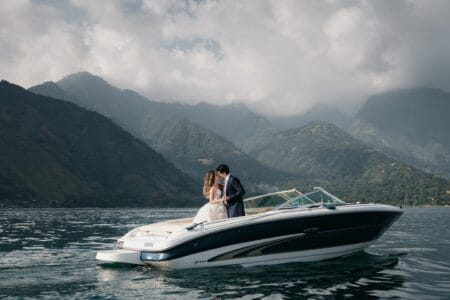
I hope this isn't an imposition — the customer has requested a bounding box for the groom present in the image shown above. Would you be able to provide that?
[216,164,246,218]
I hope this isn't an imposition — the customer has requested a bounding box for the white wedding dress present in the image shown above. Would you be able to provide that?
[193,189,228,223]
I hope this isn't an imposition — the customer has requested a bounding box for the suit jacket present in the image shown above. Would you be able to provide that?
[225,175,246,217]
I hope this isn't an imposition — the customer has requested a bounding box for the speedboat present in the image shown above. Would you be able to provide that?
[96,187,402,269]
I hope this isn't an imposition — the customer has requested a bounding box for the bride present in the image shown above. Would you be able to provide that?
[193,170,228,223]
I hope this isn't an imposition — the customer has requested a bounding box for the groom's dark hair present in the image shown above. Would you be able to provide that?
[216,164,230,174]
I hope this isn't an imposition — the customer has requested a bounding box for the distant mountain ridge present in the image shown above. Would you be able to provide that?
[351,87,450,179]
[249,121,449,205]
[1,80,199,207]
[249,121,373,178]
[357,88,450,147]
[143,118,291,193]
[31,72,287,193]
[32,72,275,149]
[268,104,352,131]
[29,72,450,205]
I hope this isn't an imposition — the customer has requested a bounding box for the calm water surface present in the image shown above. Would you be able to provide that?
[0,208,449,299]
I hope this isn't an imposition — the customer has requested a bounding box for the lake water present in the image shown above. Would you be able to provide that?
[0,208,449,299]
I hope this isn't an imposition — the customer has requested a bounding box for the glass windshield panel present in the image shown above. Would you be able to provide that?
[304,190,333,203]
[276,189,345,209]
[244,190,302,210]
[279,195,316,208]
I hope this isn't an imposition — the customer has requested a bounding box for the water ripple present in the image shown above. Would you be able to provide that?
[0,207,449,299]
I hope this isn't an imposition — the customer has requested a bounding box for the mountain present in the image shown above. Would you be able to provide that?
[268,104,352,131]
[350,88,450,179]
[142,118,291,193]
[29,73,450,205]
[29,81,76,104]
[176,102,275,151]
[249,121,449,205]
[30,72,286,192]
[31,73,148,137]
[357,88,450,147]
[31,72,275,150]
[0,80,199,208]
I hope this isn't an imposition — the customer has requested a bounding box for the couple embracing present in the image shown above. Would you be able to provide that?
[193,164,246,224]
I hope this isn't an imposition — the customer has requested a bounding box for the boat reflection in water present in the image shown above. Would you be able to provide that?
[157,252,405,299]
[95,251,405,299]
[96,187,403,270]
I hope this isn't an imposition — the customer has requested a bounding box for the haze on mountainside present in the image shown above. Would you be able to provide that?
[28,72,450,206]
[30,72,290,194]
[30,71,450,181]
[2,0,450,116]
[1,1,450,207]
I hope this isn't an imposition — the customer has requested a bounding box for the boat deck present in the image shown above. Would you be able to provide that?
[134,208,275,233]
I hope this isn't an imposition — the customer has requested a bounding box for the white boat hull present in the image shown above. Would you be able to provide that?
[96,240,368,269]
[95,190,403,270]
[151,241,368,270]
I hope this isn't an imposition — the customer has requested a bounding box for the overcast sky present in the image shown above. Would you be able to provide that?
[1,0,450,116]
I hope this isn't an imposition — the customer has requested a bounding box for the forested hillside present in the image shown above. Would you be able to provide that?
[0,81,199,207]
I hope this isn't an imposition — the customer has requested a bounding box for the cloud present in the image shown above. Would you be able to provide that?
[1,0,450,115]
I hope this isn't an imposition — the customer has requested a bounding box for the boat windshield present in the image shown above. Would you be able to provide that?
[276,188,346,209]
[244,189,301,211]
[244,187,346,213]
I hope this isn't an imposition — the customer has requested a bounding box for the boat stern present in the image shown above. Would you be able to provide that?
[96,249,145,265]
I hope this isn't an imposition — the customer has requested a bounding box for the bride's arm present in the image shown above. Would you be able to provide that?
[209,188,214,203]
[209,185,223,204]
[210,199,224,204]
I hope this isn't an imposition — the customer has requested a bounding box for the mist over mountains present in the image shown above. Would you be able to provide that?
[24,72,450,206]
[267,105,352,131]
[31,73,287,193]
[33,72,276,151]
[350,88,450,179]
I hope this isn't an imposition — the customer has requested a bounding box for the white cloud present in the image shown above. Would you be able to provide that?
[1,0,450,115]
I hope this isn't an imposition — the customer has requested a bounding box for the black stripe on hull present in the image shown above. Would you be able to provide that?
[158,210,402,261]
[207,233,306,262]
[209,225,373,262]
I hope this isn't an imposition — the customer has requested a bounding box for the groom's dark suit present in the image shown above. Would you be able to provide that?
[225,175,246,218]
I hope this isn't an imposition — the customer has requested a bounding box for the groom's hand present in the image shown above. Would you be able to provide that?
[221,196,228,205]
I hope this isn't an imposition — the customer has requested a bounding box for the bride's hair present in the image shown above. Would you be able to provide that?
[202,170,216,199]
